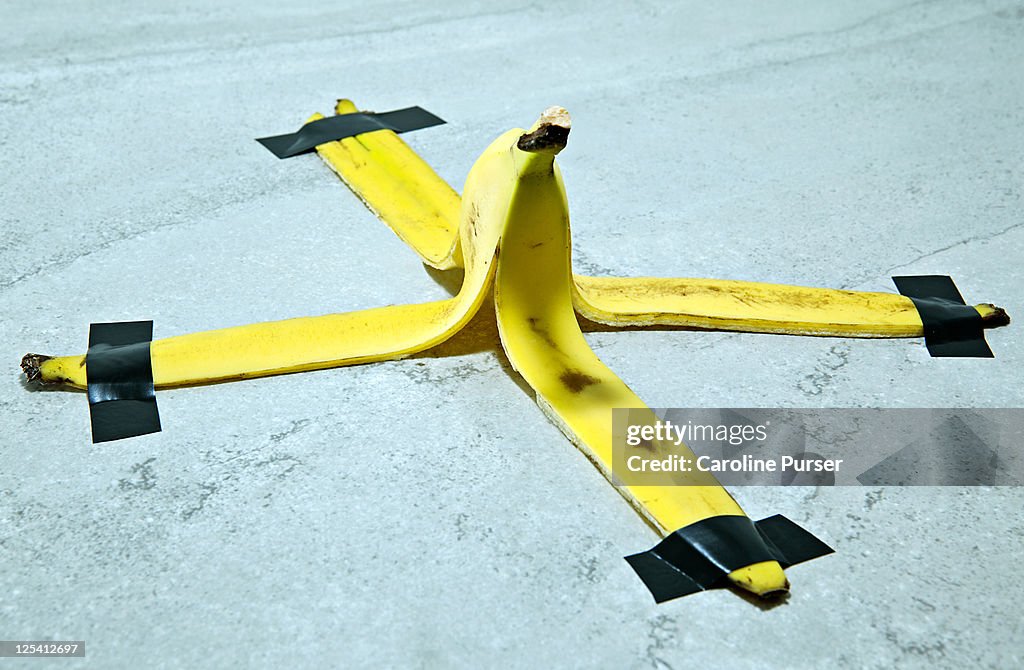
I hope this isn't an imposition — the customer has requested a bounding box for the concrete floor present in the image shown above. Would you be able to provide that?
[2,1,1023,667]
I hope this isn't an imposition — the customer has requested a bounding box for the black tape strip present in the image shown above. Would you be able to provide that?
[892,275,992,358]
[256,106,446,158]
[754,515,834,565]
[624,514,833,603]
[87,321,161,443]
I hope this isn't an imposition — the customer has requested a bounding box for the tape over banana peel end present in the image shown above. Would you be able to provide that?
[626,514,834,602]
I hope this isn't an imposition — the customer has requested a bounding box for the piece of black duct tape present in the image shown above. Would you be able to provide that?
[86,321,161,443]
[624,514,833,603]
[256,106,446,158]
[892,275,992,358]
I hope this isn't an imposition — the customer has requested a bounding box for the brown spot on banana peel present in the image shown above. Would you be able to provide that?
[560,369,600,393]
[635,438,656,452]
[526,317,560,350]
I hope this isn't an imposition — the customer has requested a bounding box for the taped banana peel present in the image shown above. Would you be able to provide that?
[23,107,797,598]
[318,99,1009,340]
[21,101,1009,601]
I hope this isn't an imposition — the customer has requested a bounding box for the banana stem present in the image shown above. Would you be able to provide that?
[20,354,52,383]
[517,106,571,155]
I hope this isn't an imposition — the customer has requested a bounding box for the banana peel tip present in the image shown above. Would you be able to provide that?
[981,304,1010,328]
[20,353,50,383]
[518,107,571,154]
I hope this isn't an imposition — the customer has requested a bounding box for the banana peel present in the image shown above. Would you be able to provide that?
[22,103,1010,601]
[23,107,799,598]
[319,98,1009,338]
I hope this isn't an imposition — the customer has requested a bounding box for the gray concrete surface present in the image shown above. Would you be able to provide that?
[2,1,1023,667]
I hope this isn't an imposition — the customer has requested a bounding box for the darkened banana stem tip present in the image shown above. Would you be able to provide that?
[518,106,571,154]
[981,305,1010,329]
[20,353,51,383]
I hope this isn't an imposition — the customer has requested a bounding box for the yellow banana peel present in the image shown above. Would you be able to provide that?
[24,107,795,597]
[319,99,1009,338]
[22,102,1011,600]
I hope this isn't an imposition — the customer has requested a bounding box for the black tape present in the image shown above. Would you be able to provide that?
[625,514,833,603]
[257,106,445,158]
[86,321,161,443]
[892,275,992,358]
